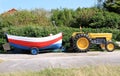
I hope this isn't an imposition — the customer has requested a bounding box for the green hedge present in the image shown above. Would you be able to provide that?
[0,25,120,51]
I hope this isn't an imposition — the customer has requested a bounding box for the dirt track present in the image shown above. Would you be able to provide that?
[0,51,120,73]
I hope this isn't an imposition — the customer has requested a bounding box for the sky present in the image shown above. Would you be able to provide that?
[0,0,97,13]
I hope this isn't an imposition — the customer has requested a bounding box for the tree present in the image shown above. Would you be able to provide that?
[104,0,120,14]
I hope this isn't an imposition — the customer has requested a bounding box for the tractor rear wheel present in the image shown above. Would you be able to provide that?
[73,34,90,52]
[105,42,115,52]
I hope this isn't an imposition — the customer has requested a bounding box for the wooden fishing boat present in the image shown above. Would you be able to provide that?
[6,32,62,55]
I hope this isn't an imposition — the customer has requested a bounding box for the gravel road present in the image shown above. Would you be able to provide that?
[0,51,120,73]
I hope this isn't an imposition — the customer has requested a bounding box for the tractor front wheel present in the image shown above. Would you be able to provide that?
[105,42,115,52]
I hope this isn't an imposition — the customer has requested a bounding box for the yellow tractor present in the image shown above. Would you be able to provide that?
[70,28,115,52]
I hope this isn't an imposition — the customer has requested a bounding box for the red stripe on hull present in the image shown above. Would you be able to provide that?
[8,36,62,48]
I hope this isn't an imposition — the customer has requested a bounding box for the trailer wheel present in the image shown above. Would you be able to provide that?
[30,47,39,55]
[73,34,90,52]
[105,42,115,52]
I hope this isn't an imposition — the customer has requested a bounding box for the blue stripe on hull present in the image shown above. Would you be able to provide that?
[10,43,30,50]
[39,43,62,50]
[9,43,62,51]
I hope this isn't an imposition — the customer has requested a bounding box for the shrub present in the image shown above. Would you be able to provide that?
[0,9,52,27]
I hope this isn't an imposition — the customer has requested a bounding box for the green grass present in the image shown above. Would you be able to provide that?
[0,65,120,76]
